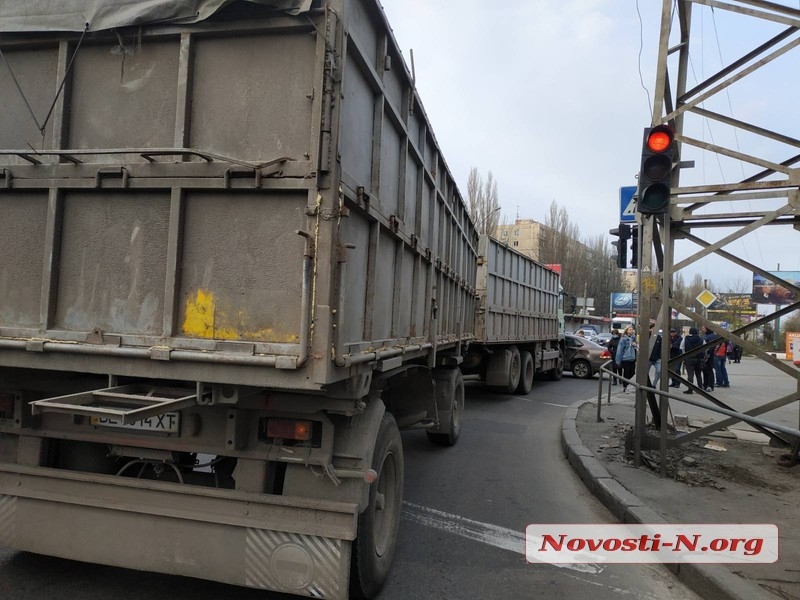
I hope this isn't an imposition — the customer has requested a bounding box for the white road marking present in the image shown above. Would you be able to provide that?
[543,402,570,408]
[401,501,603,575]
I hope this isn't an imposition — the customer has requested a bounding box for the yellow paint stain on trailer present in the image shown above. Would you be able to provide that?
[182,289,216,338]
[182,289,299,342]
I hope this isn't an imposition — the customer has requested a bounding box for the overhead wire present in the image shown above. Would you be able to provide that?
[709,7,766,267]
[635,0,653,116]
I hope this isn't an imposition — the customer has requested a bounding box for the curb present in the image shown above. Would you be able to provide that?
[561,398,773,600]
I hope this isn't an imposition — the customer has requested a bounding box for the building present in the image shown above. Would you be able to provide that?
[494,219,544,261]
[621,269,637,292]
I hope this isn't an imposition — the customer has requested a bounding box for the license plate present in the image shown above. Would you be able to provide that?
[90,412,180,434]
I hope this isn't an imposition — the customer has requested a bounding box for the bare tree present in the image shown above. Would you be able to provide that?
[467,167,501,235]
[539,200,623,316]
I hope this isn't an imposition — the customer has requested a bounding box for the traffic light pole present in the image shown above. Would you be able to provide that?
[632,0,800,472]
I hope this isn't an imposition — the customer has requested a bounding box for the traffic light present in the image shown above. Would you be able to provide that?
[630,225,639,268]
[610,223,631,269]
[637,124,675,214]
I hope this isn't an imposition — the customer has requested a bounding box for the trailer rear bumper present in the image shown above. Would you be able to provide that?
[0,464,357,599]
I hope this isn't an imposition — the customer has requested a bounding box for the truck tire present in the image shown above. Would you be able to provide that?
[350,413,404,600]
[505,345,521,393]
[515,351,534,395]
[426,369,465,446]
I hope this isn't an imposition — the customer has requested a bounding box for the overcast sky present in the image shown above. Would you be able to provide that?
[378,0,800,292]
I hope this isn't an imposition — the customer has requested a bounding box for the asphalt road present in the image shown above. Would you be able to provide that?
[0,373,699,600]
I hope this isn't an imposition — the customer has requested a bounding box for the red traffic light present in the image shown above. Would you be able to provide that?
[637,124,676,214]
[646,125,674,153]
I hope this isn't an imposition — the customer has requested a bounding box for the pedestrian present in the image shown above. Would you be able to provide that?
[648,323,662,384]
[607,329,622,385]
[714,340,730,387]
[576,330,585,338]
[615,326,638,393]
[733,343,742,363]
[700,325,716,392]
[668,328,683,387]
[682,327,703,394]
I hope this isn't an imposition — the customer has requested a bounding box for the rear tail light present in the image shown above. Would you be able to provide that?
[0,393,15,419]
[266,418,313,441]
[600,350,612,359]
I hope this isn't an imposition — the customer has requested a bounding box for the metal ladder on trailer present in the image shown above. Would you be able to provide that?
[29,384,206,424]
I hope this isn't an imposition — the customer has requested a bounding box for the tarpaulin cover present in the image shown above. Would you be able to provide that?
[0,0,312,33]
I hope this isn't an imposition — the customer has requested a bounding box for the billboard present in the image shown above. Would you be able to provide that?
[752,271,800,305]
[786,332,800,361]
[610,292,637,313]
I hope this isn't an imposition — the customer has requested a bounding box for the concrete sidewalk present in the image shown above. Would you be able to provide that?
[562,390,799,600]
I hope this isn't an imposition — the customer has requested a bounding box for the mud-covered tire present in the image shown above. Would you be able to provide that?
[350,414,404,599]
[515,351,534,395]
[426,369,465,446]
[505,346,521,393]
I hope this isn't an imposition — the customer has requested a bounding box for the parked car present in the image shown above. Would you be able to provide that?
[564,333,612,379]
[593,332,613,347]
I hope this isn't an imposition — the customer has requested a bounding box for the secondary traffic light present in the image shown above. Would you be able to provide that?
[630,225,639,268]
[637,124,675,214]
[610,223,631,269]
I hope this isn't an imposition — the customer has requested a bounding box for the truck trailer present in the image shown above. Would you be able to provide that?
[0,1,562,598]
[463,235,563,393]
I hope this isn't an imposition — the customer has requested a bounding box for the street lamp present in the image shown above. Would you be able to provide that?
[477,206,501,235]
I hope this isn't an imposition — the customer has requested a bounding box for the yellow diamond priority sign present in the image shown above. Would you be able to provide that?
[696,289,717,308]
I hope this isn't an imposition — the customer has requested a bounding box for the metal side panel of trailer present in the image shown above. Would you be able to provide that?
[0,0,476,392]
[474,235,560,345]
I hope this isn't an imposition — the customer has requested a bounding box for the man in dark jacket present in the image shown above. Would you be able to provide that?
[607,329,621,385]
[648,323,662,384]
[668,329,683,387]
[700,325,717,391]
[682,327,704,393]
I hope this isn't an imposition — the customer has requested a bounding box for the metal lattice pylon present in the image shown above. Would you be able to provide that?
[632,0,800,464]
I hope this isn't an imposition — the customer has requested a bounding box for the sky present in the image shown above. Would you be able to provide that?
[378,0,800,293]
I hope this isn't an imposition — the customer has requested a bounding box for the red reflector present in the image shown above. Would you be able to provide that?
[647,129,673,153]
[266,418,312,441]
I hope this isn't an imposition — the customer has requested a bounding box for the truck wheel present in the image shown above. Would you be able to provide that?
[426,369,465,446]
[515,351,534,395]
[572,359,592,379]
[350,413,404,600]
[506,346,521,393]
